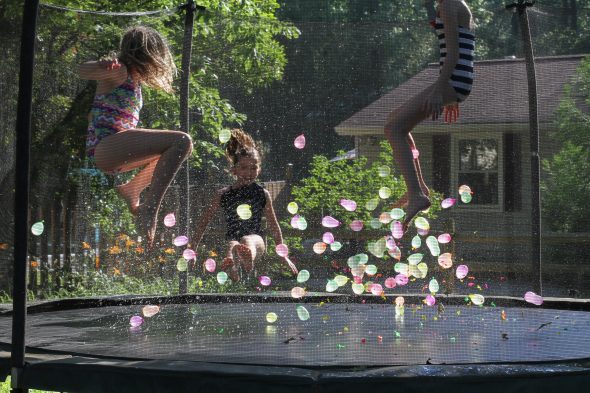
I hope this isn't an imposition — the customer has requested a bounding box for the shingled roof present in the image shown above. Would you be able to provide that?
[335,55,587,136]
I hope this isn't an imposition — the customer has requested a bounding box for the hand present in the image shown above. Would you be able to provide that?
[443,103,459,124]
[98,58,122,70]
[423,88,443,120]
[283,256,298,275]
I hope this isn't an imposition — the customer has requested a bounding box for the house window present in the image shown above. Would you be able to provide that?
[457,138,499,205]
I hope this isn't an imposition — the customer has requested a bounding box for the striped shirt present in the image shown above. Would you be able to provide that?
[435,18,475,102]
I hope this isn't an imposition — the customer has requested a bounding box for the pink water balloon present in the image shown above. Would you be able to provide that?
[142,305,160,318]
[412,148,420,159]
[291,215,300,228]
[183,248,196,260]
[294,134,306,149]
[276,243,289,257]
[424,295,436,306]
[204,258,216,272]
[340,199,357,211]
[455,264,469,279]
[259,276,272,286]
[322,232,335,244]
[391,221,404,239]
[437,233,452,244]
[370,284,383,296]
[441,198,457,209]
[524,291,543,306]
[129,315,144,327]
[163,213,176,227]
[438,253,453,269]
[291,286,306,299]
[322,216,341,228]
[349,220,364,232]
[395,274,409,286]
[384,277,397,289]
[173,235,189,247]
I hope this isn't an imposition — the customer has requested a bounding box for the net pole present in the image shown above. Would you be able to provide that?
[508,1,542,295]
[178,0,196,294]
[11,0,40,392]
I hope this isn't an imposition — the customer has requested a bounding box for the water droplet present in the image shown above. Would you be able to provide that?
[217,271,228,284]
[340,199,357,211]
[173,235,189,247]
[294,134,306,149]
[31,221,44,236]
[163,213,176,227]
[219,128,231,143]
[276,243,289,257]
[287,202,298,214]
[441,198,456,209]
[237,204,252,220]
[297,270,310,283]
[204,258,216,272]
[524,291,543,306]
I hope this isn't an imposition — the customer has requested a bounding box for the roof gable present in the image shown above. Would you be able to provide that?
[335,55,588,135]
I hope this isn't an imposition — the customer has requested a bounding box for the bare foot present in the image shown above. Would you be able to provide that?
[116,183,140,215]
[235,244,254,273]
[403,194,431,232]
[135,206,157,249]
[222,257,240,282]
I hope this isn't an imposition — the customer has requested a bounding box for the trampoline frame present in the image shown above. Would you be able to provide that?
[6,0,590,392]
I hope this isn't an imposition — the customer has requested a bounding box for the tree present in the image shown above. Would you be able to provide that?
[542,56,590,232]
[0,0,298,292]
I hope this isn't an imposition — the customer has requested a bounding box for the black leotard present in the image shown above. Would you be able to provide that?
[220,182,267,241]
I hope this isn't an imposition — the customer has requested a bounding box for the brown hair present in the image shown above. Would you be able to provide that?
[225,128,261,166]
[118,26,177,93]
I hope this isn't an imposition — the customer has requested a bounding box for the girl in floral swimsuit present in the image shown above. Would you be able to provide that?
[78,26,193,247]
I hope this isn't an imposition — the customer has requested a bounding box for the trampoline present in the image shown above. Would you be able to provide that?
[2,0,590,392]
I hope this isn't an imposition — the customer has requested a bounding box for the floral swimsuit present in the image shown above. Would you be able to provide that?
[86,75,142,158]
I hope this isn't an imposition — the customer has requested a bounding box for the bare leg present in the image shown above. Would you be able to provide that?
[391,134,430,209]
[116,159,158,215]
[223,241,241,282]
[384,83,456,229]
[94,128,193,246]
[235,235,266,273]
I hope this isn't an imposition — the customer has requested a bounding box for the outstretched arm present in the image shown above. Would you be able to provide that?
[191,190,222,249]
[263,190,298,274]
[77,60,127,81]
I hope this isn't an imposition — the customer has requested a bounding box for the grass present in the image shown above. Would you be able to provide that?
[1,377,55,393]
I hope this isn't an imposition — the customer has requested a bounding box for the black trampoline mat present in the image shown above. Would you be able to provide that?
[1,302,590,366]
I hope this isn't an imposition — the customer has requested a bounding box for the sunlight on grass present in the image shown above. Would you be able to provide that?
[1,377,57,393]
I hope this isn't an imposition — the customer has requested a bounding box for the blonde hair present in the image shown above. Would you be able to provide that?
[225,129,261,166]
[119,26,177,93]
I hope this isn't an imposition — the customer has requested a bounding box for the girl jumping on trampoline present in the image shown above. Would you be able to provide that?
[78,26,193,247]
[191,129,298,282]
[385,0,474,231]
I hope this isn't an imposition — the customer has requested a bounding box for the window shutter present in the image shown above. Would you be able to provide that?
[504,133,522,211]
[432,134,451,196]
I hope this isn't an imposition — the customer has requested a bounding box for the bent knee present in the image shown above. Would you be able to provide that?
[175,132,193,156]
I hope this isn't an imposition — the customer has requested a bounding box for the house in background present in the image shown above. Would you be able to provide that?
[335,55,588,272]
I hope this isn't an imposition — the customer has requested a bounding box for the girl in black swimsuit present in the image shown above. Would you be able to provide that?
[191,129,298,282]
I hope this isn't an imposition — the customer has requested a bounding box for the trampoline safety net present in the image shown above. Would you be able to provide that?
[1,0,590,391]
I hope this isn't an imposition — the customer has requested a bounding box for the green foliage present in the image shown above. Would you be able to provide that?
[0,378,53,393]
[542,56,590,232]
[290,141,441,226]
